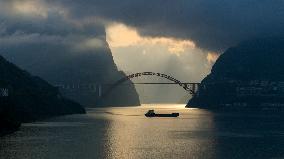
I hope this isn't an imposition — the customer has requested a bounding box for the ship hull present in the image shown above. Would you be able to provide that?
[145,113,179,117]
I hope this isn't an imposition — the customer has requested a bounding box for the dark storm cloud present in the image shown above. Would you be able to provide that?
[1,0,284,52]
[0,0,106,48]
[51,0,284,52]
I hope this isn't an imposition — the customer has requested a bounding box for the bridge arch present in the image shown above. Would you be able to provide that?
[98,72,199,101]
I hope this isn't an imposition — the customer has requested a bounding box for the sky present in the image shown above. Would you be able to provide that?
[0,0,283,102]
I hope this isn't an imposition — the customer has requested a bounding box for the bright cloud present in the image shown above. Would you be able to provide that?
[12,0,49,18]
[106,23,195,55]
[75,37,107,51]
[206,52,219,64]
[10,0,67,19]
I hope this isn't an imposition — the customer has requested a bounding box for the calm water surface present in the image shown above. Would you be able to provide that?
[1,104,284,159]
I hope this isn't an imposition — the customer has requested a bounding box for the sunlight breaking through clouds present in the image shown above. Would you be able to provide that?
[207,52,219,65]
[106,23,195,55]
[105,22,217,90]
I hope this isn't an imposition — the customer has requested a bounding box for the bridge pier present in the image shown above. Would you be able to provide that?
[97,85,102,98]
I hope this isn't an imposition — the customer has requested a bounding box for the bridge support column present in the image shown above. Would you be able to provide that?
[98,84,102,97]
[192,84,196,93]
[97,85,102,98]
[193,83,200,97]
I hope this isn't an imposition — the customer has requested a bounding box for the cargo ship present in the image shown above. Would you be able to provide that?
[145,110,179,117]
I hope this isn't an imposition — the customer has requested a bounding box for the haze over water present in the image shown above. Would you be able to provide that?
[1,105,284,159]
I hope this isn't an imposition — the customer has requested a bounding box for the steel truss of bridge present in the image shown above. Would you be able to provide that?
[56,72,201,99]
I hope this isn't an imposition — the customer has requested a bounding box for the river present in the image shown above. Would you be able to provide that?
[1,104,284,159]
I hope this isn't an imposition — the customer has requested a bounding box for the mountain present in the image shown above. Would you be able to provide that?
[187,37,284,110]
[0,55,85,135]
[0,41,140,107]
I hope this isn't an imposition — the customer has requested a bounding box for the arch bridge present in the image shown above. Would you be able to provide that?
[97,72,200,99]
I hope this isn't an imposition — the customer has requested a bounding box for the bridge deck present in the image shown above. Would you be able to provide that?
[102,83,200,85]
[132,82,200,84]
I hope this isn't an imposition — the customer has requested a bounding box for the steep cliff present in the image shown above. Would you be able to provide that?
[0,41,140,107]
[187,38,284,110]
[0,55,85,125]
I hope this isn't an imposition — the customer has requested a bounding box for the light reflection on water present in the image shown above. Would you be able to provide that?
[0,104,284,159]
[102,104,216,159]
